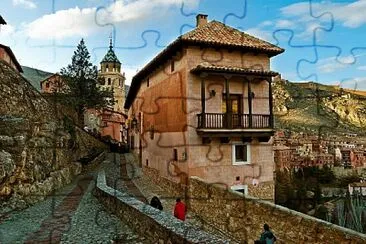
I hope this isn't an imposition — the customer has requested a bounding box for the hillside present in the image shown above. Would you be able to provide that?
[273,78,366,136]
[21,66,53,91]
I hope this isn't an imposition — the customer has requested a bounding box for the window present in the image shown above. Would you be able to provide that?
[147,78,149,87]
[146,159,149,166]
[170,60,175,72]
[119,79,121,87]
[46,82,49,88]
[108,78,111,85]
[106,64,109,72]
[173,148,178,161]
[232,144,250,165]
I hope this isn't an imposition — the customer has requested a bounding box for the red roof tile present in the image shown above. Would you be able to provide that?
[181,21,283,54]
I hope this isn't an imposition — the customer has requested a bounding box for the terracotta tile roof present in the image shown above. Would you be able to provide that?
[181,21,284,54]
[125,19,284,109]
[0,44,23,72]
[191,62,279,77]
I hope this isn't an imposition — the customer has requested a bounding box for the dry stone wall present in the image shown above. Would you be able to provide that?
[0,61,107,210]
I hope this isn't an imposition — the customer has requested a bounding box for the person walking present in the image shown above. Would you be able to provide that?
[255,223,276,244]
[150,196,163,210]
[173,198,186,221]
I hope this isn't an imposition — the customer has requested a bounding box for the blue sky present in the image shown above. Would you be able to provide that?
[1,0,366,89]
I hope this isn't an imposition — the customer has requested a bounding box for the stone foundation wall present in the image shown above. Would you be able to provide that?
[188,176,366,244]
[95,170,228,244]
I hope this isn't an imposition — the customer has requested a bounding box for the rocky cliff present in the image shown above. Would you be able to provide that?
[273,78,366,135]
[0,61,106,211]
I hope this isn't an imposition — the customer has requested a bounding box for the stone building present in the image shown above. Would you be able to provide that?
[98,38,126,112]
[273,145,295,171]
[40,73,66,93]
[125,14,284,200]
[84,38,127,143]
[0,44,23,73]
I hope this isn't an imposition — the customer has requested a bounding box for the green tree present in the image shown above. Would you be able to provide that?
[60,39,113,124]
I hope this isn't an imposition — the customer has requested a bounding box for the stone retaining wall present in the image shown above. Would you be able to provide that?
[188,176,366,244]
[0,60,107,210]
[248,181,274,201]
[142,166,186,197]
[95,169,228,243]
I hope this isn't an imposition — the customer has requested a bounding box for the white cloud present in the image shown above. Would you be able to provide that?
[318,62,347,74]
[281,1,366,29]
[0,24,15,36]
[317,53,366,73]
[13,0,37,9]
[317,55,356,73]
[275,20,294,28]
[122,65,139,85]
[259,21,273,27]
[357,65,366,71]
[24,0,199,40]
[245,28,273,42]
[338,77,366,90]
[26,6,97,39]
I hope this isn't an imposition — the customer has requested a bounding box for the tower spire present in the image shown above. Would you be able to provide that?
[109,33,113,50]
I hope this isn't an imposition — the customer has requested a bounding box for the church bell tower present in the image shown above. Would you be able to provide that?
[99,37,125,112]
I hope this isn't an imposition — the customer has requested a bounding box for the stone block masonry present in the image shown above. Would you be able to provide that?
[95,169,229,243]
[188,176,366,244]
[0,60,107,211]
[142,166,366,243]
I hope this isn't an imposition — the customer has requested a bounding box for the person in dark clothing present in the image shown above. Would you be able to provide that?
[174,198,186,221]
[255,223,276,244]
[150,196,163,210]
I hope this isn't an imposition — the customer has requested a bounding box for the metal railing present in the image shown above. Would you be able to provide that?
[197,113,272,129]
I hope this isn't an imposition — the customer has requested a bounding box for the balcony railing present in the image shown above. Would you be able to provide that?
[197,113,272,129]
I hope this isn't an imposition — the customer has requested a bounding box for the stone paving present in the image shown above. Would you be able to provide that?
[0,152,236,243]
[0,159,144,244]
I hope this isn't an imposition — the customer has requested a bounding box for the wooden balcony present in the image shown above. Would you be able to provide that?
[197,113,274,138]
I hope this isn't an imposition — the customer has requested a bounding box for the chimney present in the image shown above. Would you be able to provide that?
[196,14,208,27]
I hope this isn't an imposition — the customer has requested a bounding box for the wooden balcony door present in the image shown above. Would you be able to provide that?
[222,94,242,128]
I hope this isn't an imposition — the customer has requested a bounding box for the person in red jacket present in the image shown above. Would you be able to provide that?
[173,198,186,221]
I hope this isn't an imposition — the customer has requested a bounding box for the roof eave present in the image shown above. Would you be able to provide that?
[182,39,284,57]
[101,60,121,64]
[191,67,279,77]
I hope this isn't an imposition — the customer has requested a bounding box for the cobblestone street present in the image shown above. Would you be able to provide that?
[0,153,235,243]
[0,160,144,244]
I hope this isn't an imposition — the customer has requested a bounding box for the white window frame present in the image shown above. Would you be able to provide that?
[232,143,251,165]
